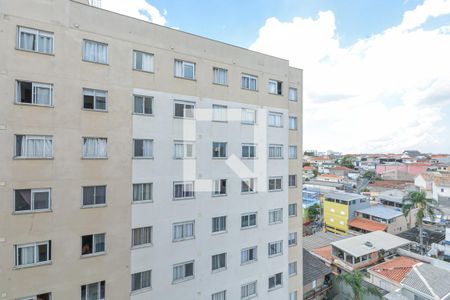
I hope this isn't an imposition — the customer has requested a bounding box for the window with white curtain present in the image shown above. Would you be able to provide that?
[174,100,195,118]
[15,241,51,267]
[289,175,297,187]
[213,67,228,85]
[241,281,257,299]
[241,74,257,90]
[268,272,282,290]
[15,135,53,158]
[268,241,282,257]
[269,208,283,224]
[211,253,226,271]
[173,261,194,282]
[133,139,153,158]
[289,291,298,300]
[173,181,194,199]
[288,232,297,246]
[83,137,107,158]
[14,188,51,212]
[83,40,108,64]
[289,203,297,217]
[211,290,226,300]
[132,226,152,247]
[288,87,298,101]
[133,50,154,72]
[212,216,226,233]
[289,116,298,130]
[212,142,227,158]
[82,185,106,206]
[17,26,54,54]
[131,270,152,292]
[83,89,107,111]
[268,79,282,95]
[241,144,256,158]
[81,233,105,256]
[289,262,297,276]
[268,112,283,127]
[212,104,227,122]
[241,246,257,264]
[212,179,227,196]
[133,183,152,202]
[133,95,153,115]
[241,178,256,193]
[16,81,52,106]
[174,59,196,79]
[268,144,283,159]
[17,292,52,300]
[241,212,257,228]
[173,221,195,241]
[268,177,282,191]
[288,145,297,159]
[81,281,105,300]
[241,108,256,125]
[174,141,194,159]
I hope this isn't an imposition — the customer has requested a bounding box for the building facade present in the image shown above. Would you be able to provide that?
[0,0,303,299]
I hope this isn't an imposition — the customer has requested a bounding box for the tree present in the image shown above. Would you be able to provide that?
[306,204,321,222]
[362,171,375,179]
[335,270,382,300]
[338,155,354,169]
[402,191,443,254]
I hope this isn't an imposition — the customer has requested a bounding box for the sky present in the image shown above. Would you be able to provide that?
[101,0,450,154]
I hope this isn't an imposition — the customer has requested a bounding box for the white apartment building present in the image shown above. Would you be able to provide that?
[0,1,303,299]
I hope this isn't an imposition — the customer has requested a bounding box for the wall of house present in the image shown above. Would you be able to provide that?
[367,272,399,292]
[432,183,450,201]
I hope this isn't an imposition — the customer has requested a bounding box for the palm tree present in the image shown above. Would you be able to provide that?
[335,270,382,300]
[402,191,443,254]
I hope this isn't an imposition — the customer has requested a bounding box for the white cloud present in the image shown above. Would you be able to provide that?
[250,0,450,153]
[101,0,166,25]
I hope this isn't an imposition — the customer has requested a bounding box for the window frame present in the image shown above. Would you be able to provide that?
[212,216,227,233]
[241,108,257,125]
[241,281,257,299]
[17,26,54,54]
[133,94,153,116]
[132,226,153,248]
[81,233,106,257]
[288,175,297,188]
[172,260,195,283]
[174,59,196,80]
[288,145,298,159]
[241,178,257,194]
[81,185,107,207]
[289,116,298,130]
[14,135,53,159]
[172,220,195,242]
[268,208,283,225]
[132,50,154,73]
[288,87,298,101]
[268,79,283,95]
[173,140,195,159]
[17,292,52,300]
[131,269,152,292]
[241,246,257,265]
[213,67,228,85]
[173,100,196,119]
[212,104,228,122]
[241,212,257,229]
[14,240,51,268]
[15,80,53,106]
[132,139,154,159]
[82,137,108,159]
[268,111,283,128]
[268,272,283,291]
[268,144,283,159]
[288,232,298,247]
[241,143,257,159]
[288,261,297,277]
[212,142,227,158]
[268,177,283,192]
[80,280,105,300]
[173,181,195,200]
[132,183,153,203]
[211,252,227,272]
[268,240,283,257]
[82,39,108,64]
[13,188,51,213]
[82,88,108,112]
[241,73,258,91]
[212,179,227,196]
[211,290,227,300]
[288,203,298,217]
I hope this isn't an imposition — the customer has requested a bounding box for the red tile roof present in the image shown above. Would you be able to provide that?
[303,166,314,171]
[332,166,353,171]
[312,246,332,263]
[318,174,343,179]
[369,256,419,283]
[348,217,388,232]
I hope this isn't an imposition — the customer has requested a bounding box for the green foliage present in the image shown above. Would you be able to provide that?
[306,204,321,222]
[335,271,382,300]
[338,155,354,169]
[304,151,315,156]
[363,171,375,179]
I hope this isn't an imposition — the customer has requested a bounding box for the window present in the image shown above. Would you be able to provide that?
[131,270,151,292]
[81,233,105,256]
[212,142,227,158]
[82,185,106,206]
[288,203,297,217]
[15,241,51,267]
[213,67,228,85]
[15,135,53,158]
[174,59,195,80]
[288,232,297,246]
[212,179,227,196]
[241,281,257,299]
[288,146,298,159]
[173,261,194,282]
[289,291,298,300]
[16,81,52,106]
[173,221,195,241]
[269,208,283,224]
[288,88,298,101]
[14,188,51,212]
[132,226,152,247]
[241,74,257,90]
[174,141,194,159]
[268,273,282,290]
[133,50,154,72]
[268,177,282,191]
[174,101,195,118]
[268,79,282,95]
[81,281,105,300]
[212,104,227,122]
[212,290,226,300]
[17,292,52,300]
[241,108,256,125]
[133,139,153,158]
[268,112,283,127]
[133,95,153,115]
[241,246,257,264]
[268,241,282,257]
[211,253,226,271]
[212,216,226,233]
[133,183,152,202]
[289,175,297,187]
[241,178,256,193]
[83,89,107,111]
[17,26,53,54]
[173,181,194,199]
[268,144,283,159]
[83,40,108,64]
[289,116,297,130]
[83,137,107,158]
[289,262,297,276]
[241,212,257,229]
[242,144,256,158]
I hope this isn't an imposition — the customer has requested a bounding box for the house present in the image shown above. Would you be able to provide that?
[303,188,321,224]
[376,163,431,181]
[429,224,450,261]
[303,165,316,179]
[308,156,335,166]
[303,249,332,300]
[318,162,338,174]
[317,174,344,183]
[330,231,411,272]
[432,176,450,201]
[329,166,353,177]
[351,205,412,234]
[415,172,443,198]
[304,180,345,195]
[431,154,450,165]
[379,189,409,209]
[368,181,414,194]
[324,191,370,235]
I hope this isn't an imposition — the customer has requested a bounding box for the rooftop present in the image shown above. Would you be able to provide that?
[402,263,450,299]
[303,231,352,251]
[331,166,353,171]
[369,180,413,189]
[331,231,410,257]
[303,249,331,286]
[318,174,344,179]
[356,205,404,220]
[369,256,419,283]
[348,217,388,232]
[379,189,409,204]
[325,191,367,202]
[304,180,344,188]
[397,227,445,246]
[312,246,333,263]
[434,176,450,187]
